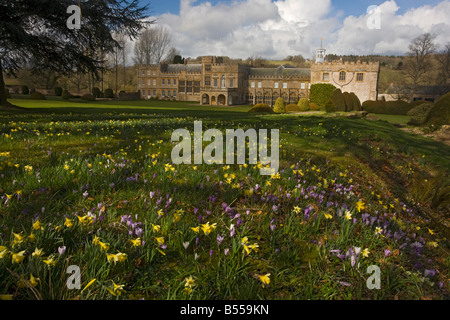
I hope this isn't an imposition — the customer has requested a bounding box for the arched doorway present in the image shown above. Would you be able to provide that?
[211,96,216,105]
[202,94,210,105]
[218,94,226,106]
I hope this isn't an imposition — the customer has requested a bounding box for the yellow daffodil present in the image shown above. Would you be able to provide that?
[107,282,125,296]
[362,248,370,257]
[32,247,44,258]
[130,238,142,247]
[99,241,110,251]
[375,227,383,235]
[43,255,56,267]
[152,224,161,233]
[345,211,352,220]
[64,218,73,228]
[32,219,41,230]
[356,201,365,213]
[82,279,97,292]
[28,233,35,242]
[157,209,164,216]
[191,226,200,234]
[12,250,26,264]
[0,246,9,259]
[293,206,301,214]
[200,222,217,235]
[30,274,40,287]
[258,274,271,286]
[185,276,195,288]
[324,213,333,219]
[155,237,165,246]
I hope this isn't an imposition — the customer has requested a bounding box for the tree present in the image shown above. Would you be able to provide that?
[436,43,450,85]
[404,33,437,102]
[164,47,181,64]
[274,97,286,113]
[0,0,150,107]
[133,25,172,66]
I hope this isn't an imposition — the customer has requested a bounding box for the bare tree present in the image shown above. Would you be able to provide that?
[164,47,181,64]
[133,25,172,65]
[436,42,450,85]
[404,33,437,101]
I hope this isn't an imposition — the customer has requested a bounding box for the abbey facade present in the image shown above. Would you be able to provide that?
[137,49,380,106]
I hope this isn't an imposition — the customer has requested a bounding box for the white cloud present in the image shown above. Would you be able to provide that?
[152,0,450,60]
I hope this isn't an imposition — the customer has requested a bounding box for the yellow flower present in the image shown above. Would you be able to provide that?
[130,238,142,247]
[375,227,383,235]
[155,237,165,246]
[152,224,161,233]
[28,233,35,242]
[241,237,249,245]
[0,246,9,259]
[93,235,100,246]
[107,282,125,296]
[32,247,44,258]
[324,213,333,220]
[64,218,73,228]
[345,211,352,220]
[184,276,195,288]
[293,206,301,214]
[32,219,41,230]
[106,252,127,264]
[356,201,365,213]
[99,241,110,251]
[428,228,435,235]
[82,279,97,292]
[30,274,40,287]
[43,255,56,267]
[258,273,271,286]
[157,209,164,216]
[200,222,217,236]
[191,226,200,234]
[12,250,26,264]
[362,248,370,257]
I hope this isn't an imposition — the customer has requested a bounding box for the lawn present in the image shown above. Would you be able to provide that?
[0,98,449,300]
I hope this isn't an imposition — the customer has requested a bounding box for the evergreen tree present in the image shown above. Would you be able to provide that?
[0,0,150,107]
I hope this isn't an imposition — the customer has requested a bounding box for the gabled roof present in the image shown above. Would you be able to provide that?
[165,64,202,73]
[386,85,450,95]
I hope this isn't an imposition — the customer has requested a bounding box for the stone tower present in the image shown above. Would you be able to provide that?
[316,39,326,64]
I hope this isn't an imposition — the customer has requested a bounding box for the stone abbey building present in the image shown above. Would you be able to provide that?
[137,48,380,106]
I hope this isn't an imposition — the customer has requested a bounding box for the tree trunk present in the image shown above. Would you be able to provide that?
[0,59,10,107]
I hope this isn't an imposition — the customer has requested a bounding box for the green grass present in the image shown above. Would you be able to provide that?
[0,98,449,300]
[367,114,411,125]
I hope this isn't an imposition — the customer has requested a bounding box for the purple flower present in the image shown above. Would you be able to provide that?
[210,250,213,258]
[58,246,66,255]
[217,235,224,246]
[384,249,392,257]
[135,227,143,237]
[424,269,435,277]
[224,248,229,256]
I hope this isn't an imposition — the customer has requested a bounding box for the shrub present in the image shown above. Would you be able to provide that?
[407,103,434,126]
[310,83,336,108]
[350,93,362,111]
[273,97,286,113]
[297,98,310,112]
[81,93,95,101]
[62,90,71,100]
[286,104,301,112]
[343,92,354,112]
[104,88,115,99]
[92,87,103,98]
[362,100,416,115]
[21,85,29,95]
[30,91,46,100]
[425,92,450,126]
[331,89,346,112]
[54,87,63,96]
[324,98,336,113]
[309,103,320,111]
[248,103,274,113]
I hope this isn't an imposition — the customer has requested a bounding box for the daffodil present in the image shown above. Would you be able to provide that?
[32,219,41,230]
[30,274,40,287]
[155,237,165,246]
[375,227,383,235]
[356,201,365,213]
[345,211,352,220]
[258,274,271,286]
[293,206,301,214]
[43,255,57,267]
[324,213,333,219]
[130,238,142,247]
[99,241,110,251]
[12,232,25,247]
[107,282,125,296]
[82,279,97,292]
[200,222,217,235]
[191,226,200,233]
[64,217,73,228]
[12,250,26,264]
[0,246,9,259]
[184,276,195,288]
[362,248,370,257]
[32,247,44,258]
[152,224,161,233]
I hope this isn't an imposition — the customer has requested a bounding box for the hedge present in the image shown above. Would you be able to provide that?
[310,83,336,108]
[30,91,46,100]
[407,103,434,126]
[92,87,103,98]
[248,103,274,113]
[350,93,362,111]
[297,98,310,112]
[286,104,301,112]
[273,97,286,113]
[343,92,354,112]
[362,100,418,115]
[54,87,63,96]
[104,88,115,99]
[425,92,450,126]
[331,89,346,112]
[81,93,95,101]
[309,102,320,111]
[324,98,336,113]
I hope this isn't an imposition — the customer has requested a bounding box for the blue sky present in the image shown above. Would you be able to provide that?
[135,0,450,59]
[142,0,443,18]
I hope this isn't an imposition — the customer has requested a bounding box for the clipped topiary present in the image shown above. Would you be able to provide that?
[286,104,301,112]
[424,92,450,126]
[30,91,46,100]
[350,93,362,111]
[21,85,29,95]
[362,100,386,113]
[104,88,115,99]
[343,92,354,112]
[62,90,71,100]
[309,83,336,108]
[248,103,274,113]
[92,87,102,98]
[324,98,336,113]
[297,98,310,112]
[273,97,286,113]
[54,87,63,96]
[81,93,95,101]
[309,102,320,111]
[331,89,346,112]
[407,103,434,126]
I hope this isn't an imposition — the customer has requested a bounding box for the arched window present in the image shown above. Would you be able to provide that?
[339,71,346,81]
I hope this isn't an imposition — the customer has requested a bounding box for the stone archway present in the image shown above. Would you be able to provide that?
[218,94,226,106]
[202,94,210,105]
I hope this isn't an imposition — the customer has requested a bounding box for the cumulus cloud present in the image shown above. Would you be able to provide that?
[153,0,450,59]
